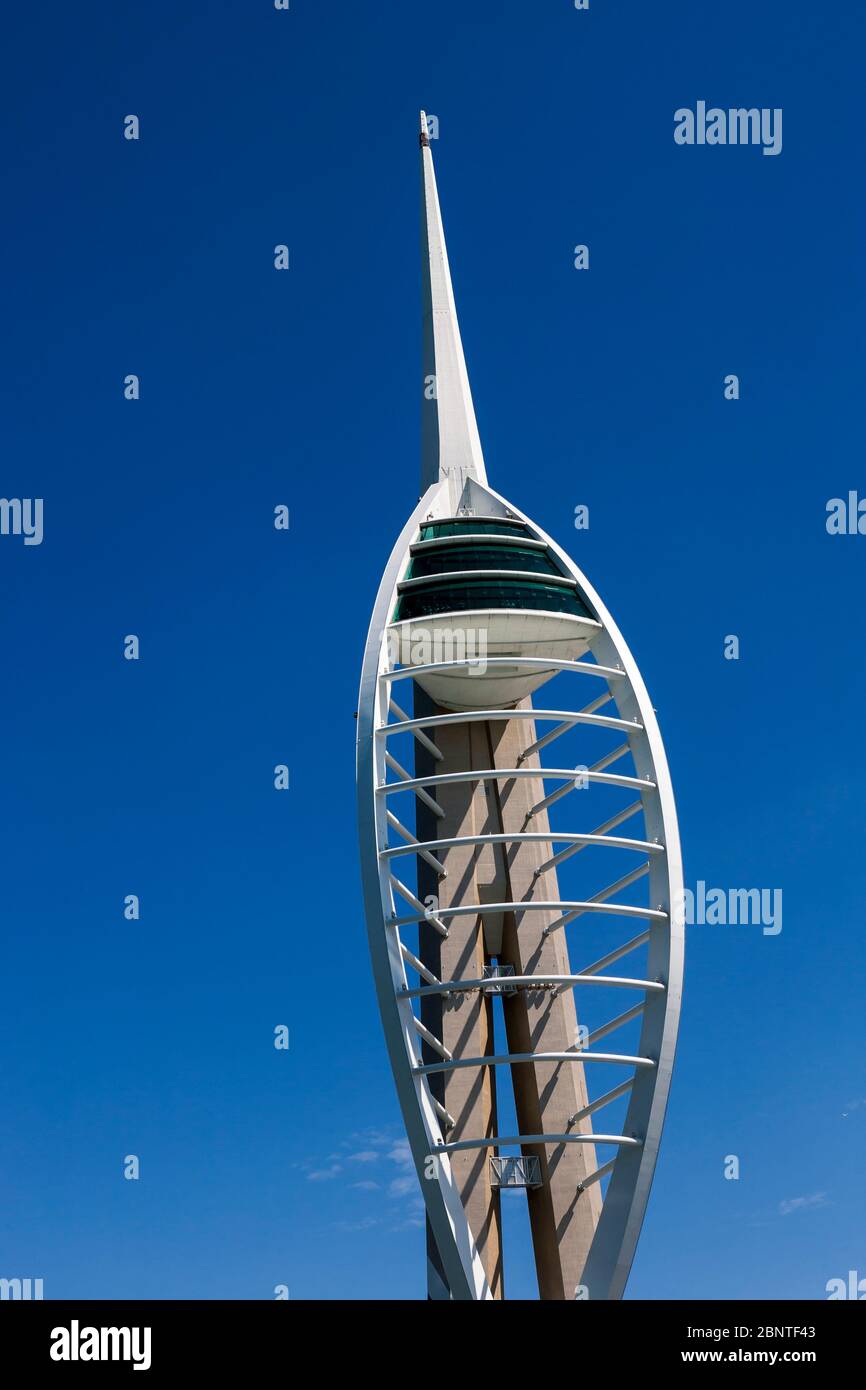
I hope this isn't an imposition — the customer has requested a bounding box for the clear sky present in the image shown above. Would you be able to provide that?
[2,0,864,1300]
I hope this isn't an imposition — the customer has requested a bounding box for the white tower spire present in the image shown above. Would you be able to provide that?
[358,117,685,1304]
[420,111,488,500]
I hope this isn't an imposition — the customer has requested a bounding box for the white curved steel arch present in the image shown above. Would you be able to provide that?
[357,480,492,1301]
[357,478,684,1301]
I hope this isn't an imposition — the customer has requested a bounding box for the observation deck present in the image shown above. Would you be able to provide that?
[390,513,601,712]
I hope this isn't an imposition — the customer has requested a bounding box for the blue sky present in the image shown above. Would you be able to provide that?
[1,0,864,1299]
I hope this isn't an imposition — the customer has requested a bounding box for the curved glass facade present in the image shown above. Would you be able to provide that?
[394,577,592,622]
[419,519,530,541]
[407,543,561,579]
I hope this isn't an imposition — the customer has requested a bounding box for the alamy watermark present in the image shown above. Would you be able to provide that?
[0,1277,43,1300]
[50,1322,151,1371]
[386,624,488,675]
[0,497,43,545]
[674,880,782,936]
[826,1270,865,1300]
[826,492,866,535]
[674,103,782,157]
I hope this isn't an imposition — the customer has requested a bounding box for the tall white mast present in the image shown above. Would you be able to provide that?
[419,111,487,503]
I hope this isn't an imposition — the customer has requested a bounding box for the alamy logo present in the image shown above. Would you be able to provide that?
[826,1270,866,1300]
[0,1276,43,1299]
[674,102,782,156]
[50,1321,152,1371]
[0,497,43,545]
[674,880,782,936]
[386,624,488,674]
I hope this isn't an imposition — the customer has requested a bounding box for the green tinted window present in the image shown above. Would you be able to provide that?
[394,578,591,623]
[418,519,530,540]
[408,543,560,579]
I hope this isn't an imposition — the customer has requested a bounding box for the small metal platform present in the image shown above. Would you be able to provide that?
[490,1155,542,1190]
[481,963,517,995]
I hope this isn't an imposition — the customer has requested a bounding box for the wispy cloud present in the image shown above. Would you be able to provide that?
[307,1164,342,1182]
[778,1192,829,1216]
[388,1174,417,1198]
[340,1128,395,1150]
[308,1127,421,1216]
[333,1215,380,1233]
[381,1139,418,1197]
[389,1197,425,1231]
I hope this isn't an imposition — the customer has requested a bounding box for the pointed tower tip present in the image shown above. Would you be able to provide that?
[419,109,487,495]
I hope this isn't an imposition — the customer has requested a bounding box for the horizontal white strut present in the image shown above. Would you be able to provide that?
[535,800,644,872]
[385,752,444,818]
[387,697,443,761]
[433,1133,642,1155]
[381,831,664,862]
[519,720,574,762]
[398,974,665,1000]
[569,1078,635,1127]
[542,862,652,939]
[516,691,621,764]
[415,1051,656,1076]
[517,698,632,763]
[381,707,643,739]
[527,778,584,817]
[386,810,446,876]
[379,767,655,797]
[390,899,666,928]
[388,875,449,936]
[380,655,625,684]
[539,800,647,872]
[588,741,632,774]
